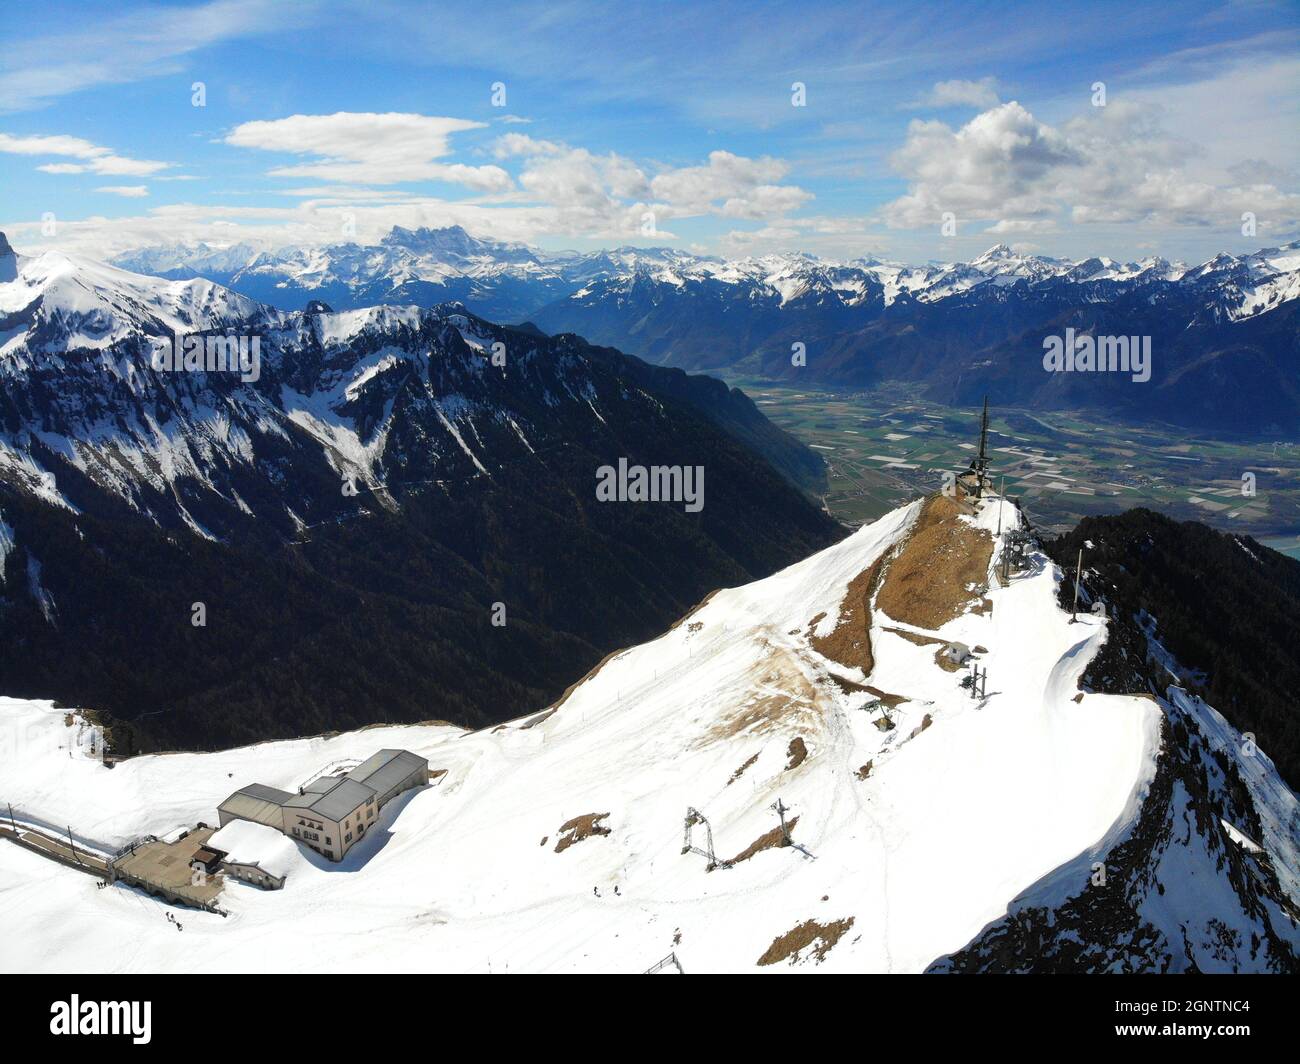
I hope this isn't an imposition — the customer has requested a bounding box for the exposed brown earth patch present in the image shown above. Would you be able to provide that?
[758,916,855,966]
[727,815,800,866]
[554,812,611,853]
[728,753,759,786]
[877,494,993,630]
[856,761,873,781]
[705,645,823,743]
[786,737,808,769]
[904,714,934,742]
[882,626,946,647]
[825,672,870,696]
[808,555,889,675]
[828,672,912,716]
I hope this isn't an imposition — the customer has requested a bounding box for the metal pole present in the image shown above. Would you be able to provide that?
[1070,547,1084,623]
[773,799,790,844]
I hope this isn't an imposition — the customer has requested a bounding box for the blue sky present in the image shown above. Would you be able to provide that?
[1,0,1297,264]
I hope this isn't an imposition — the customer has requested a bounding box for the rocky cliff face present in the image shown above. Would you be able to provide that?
[0,241,841,751]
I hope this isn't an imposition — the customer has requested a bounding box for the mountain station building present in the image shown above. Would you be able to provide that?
[217,749,429,862]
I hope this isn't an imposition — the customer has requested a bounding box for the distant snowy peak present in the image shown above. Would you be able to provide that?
[0,242,272,354]
[968,242,1063,278]
[0,232,15,284]
[560,238,1298,315]
[107,227,1300,322]
[379,224,539,266]
[113,241,264,279]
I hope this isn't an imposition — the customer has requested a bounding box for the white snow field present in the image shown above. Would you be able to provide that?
[0,494,1286,973]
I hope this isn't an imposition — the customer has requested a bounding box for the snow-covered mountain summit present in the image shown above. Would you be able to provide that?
[2,491,1295,972]
[0,242,272,355]
[110,226,1300,322]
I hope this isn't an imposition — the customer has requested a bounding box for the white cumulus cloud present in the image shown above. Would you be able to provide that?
[225,112,513,192]
[906,77,1001,110]
[881,98,1300,238]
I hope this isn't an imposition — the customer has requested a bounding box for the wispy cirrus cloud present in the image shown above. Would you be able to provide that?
[0,0,301,112]
[0,133,170,176]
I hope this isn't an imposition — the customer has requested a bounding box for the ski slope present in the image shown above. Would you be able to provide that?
[0,494,1262,973]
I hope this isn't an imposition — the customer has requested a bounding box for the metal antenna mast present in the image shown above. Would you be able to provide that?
[974,396,990,498]
[1070,546,1085,623]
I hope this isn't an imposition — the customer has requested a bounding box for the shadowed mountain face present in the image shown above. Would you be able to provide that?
[1046,509,1300,792]
[0,243,841,752]
[533,258,1300,435]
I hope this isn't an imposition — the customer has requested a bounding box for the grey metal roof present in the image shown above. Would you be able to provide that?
[218,784,294,828]
[239,783,294,805]
[285,777,375,822]
[348,749,427,797]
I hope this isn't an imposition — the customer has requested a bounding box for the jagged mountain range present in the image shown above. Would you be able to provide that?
[0,235,840,749]
[112,226,1300,432]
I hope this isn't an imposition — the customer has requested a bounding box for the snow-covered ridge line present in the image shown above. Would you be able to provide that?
[0,236,584,525]
[104,225,1300,319]
[6,491,1289,973]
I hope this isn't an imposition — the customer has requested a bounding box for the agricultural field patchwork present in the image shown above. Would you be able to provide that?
[732,380,1300,540]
